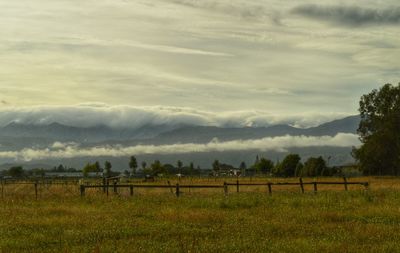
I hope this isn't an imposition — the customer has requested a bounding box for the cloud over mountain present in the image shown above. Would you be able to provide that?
[0,104,350,129]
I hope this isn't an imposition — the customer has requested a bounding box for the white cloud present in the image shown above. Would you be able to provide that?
[51,141,78,149]
[0,133,360,161]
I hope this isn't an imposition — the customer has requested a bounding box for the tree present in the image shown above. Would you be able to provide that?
[104,161,112,178]
[8,166,24,178]
[302,156,327,177]
[295,163,304,177]
[177,160,183,173]
[56,164,66,172]
[151,160,165,176]
[254,158,274,174]
[239,161,246,171]
[189,162,194,176]
[94,161,101,172]
[82,163,98,177]
[353,83,400,175]
[275,154,301,177]
[141,161,147,170]
[163,164,175,174]
[129,156,138,175]
[212,160,220,175]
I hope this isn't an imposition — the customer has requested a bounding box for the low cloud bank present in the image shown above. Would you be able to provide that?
[0,133,360,162]
[0,104,350,129]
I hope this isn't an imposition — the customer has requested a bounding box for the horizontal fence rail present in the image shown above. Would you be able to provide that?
[0,177,369,199]
[78,177,369,197]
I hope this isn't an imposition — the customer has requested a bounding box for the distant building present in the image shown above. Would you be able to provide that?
[44,172,84,178]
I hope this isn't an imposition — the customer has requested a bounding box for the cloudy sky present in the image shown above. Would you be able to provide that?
[0,0,399,125]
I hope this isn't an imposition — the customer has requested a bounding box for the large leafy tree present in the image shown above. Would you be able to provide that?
[8,166,25,178]
[151,160,165,176]
[275,154,301,177]
[353,83,400,175]
[302,156,327,177]
[254,158,274,174]
[82,163,99,177]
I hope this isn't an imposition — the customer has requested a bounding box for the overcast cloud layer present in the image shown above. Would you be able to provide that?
[0,133,360,161]
[0,0,399,115]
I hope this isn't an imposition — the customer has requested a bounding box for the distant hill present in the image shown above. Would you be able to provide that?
[0,122,176,143]
[154,115,360,144]
[0,115,360,146]
[0,115,360,169]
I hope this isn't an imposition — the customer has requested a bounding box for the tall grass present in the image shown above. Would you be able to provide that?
[1,178,400,252]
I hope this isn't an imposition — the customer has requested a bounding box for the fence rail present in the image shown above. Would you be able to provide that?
[0,177,369,199]
[79,177,369,197]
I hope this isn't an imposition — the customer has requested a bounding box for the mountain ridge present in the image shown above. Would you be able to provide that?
[0,115,360,145]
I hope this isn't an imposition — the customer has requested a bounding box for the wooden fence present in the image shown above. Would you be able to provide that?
[0,179,78,200]
[79,177,369,197]
[0,177,369,199]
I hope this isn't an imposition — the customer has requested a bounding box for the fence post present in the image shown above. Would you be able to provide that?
[1,179,4,199]
[102,177,106,193]
[343,177,348,191]
[167,181,174,194]
[106,180,109,196]
[299,178,304,193]
[130,185,133,196]
[236,180,239,193]
[113,181,118,194]
[80,185,85,197]
[176,183,180,197]
[313,181,317,193]
[34,182,38,200]
[267,183,272,195]
[224,182,228,196]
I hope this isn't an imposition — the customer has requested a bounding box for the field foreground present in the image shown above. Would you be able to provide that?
[1,177,400,252]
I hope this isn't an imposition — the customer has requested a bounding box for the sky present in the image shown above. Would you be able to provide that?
[0,0,399,127]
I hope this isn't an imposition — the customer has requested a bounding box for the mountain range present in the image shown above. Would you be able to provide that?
[0,115,359,145]
[0,115,360,170]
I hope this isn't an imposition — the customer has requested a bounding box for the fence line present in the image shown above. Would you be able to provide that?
[79,177,369,197]
[0,177,369,199]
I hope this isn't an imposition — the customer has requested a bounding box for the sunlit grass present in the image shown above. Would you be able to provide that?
[1,177,400,252]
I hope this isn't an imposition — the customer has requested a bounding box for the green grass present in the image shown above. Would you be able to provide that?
[1,186,400,252]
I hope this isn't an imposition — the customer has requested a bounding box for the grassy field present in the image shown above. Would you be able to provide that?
[1,177,400,252]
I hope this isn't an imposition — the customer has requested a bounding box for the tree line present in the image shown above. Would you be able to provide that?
[213,154,338,177]
[0,154,338,179]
